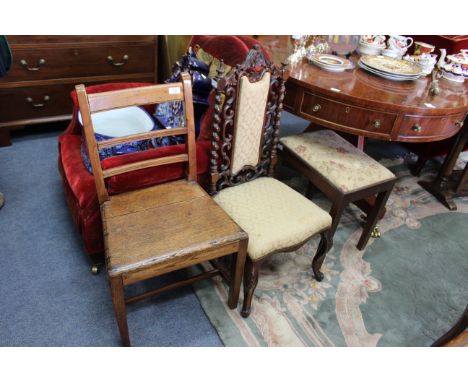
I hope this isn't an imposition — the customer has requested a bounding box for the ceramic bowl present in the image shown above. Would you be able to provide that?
[78,106,156,171]
[358,42,384,56]
[381,49,403,59]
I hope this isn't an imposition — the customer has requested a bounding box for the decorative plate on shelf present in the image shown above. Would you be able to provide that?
[308,53,354,72]
[360,55,423,76]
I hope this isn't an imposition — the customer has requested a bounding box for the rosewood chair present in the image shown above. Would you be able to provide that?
[76,73,248,346]
[209,46,333,318]
[280,130,396,250]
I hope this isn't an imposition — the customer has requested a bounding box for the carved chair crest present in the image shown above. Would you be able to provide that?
[209,45,287,195]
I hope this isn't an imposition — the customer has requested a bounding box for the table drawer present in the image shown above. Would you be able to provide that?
[1,43,155,83]
[398,113,466,140]
[0,84,75,122]
[300,92,397,135]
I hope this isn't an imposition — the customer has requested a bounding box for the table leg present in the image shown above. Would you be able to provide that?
[418,122,468,211]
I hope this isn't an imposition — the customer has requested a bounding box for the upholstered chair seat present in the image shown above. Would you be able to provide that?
[280,130,395,193]
[214,177,332,260]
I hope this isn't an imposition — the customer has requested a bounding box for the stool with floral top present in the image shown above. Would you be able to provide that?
[280,129,396,250]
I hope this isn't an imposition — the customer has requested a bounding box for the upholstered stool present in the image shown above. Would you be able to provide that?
[280,129,396,250]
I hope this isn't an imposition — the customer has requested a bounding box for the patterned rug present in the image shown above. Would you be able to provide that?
[194,154,468,346]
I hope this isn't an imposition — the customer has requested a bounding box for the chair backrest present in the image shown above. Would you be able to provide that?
[209,45,287,195]
[76,72,197,205]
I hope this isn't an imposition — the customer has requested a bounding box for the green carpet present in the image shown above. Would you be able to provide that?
[194,158,468,346]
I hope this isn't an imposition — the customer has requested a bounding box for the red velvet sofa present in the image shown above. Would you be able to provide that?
[58,35,270,261]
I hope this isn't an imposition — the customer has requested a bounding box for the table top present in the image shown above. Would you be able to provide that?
[286,57,468,116]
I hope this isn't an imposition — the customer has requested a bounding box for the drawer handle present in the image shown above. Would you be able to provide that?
[20,58,45,71]
[455,120,464,128]
[412,124,422,133]
[107,54,129,67]
[26,95,50,108]
[372,119,381,129]
[312,104,321,112]
[345,106,351,114]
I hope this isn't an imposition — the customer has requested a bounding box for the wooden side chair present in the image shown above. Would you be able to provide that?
[280,129,396,250]
[76,73,248,346]
[209,46,333,318]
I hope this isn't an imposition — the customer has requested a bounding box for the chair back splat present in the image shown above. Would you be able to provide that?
[75,72,197,205]
[209,45,287,195]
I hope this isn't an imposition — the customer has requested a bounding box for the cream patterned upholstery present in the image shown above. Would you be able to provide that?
[231,72,271,175]
[214,177,332,260]
[280,130,395,193]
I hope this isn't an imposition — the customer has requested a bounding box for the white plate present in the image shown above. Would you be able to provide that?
[359,60,420,78]
[358,61,421,81]
[360,55,423,76]
[308,54,354,72]
[78,106,155,137]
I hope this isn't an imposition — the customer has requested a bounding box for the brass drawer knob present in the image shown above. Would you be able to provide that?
[26,95,50,108]
[20,58,45,71]
[372,119,381,129]
[107,54,129,67]
[412,123,422,133]
[345,106,351,114]
[312,104,321,112]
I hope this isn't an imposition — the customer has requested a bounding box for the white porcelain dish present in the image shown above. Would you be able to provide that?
[78,106,155,137]
[308,53,354,72]
[360,55,423,76]
[358,61,421,81]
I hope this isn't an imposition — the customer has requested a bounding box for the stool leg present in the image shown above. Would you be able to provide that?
[312,230,333,281]
[109,276,130,347]
[357,187,393,250]
[241,258,261,318]
[228,239,248,309]
[328,198,347,241]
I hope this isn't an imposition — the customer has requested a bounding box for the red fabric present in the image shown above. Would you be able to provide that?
[190,35,271,66]
[59,134,98,210]
[58,36,269,256]
[104,140,211,194]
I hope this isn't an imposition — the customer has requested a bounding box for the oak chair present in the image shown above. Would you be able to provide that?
[280,129,396,250]
[209,46,333,318]
[76,73,248,346]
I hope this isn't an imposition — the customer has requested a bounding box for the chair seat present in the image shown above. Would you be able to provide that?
[280,130,395,193]
[102,180,246,279]
[213,177,332,260]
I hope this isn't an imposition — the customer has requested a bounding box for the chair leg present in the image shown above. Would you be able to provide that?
[241,258,261,318]
[312,230,333,281]
[228,239,248,309]
[357,186,393,250]
[109,276,130,347]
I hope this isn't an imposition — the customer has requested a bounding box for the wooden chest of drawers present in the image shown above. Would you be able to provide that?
[0,35,158,146]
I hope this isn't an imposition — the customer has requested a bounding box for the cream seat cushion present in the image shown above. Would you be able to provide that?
[280,130,395,193]
[213,177,332,260]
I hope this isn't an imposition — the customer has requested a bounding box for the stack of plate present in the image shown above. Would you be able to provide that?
[308,53,354,72]
[358,55,423,81]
